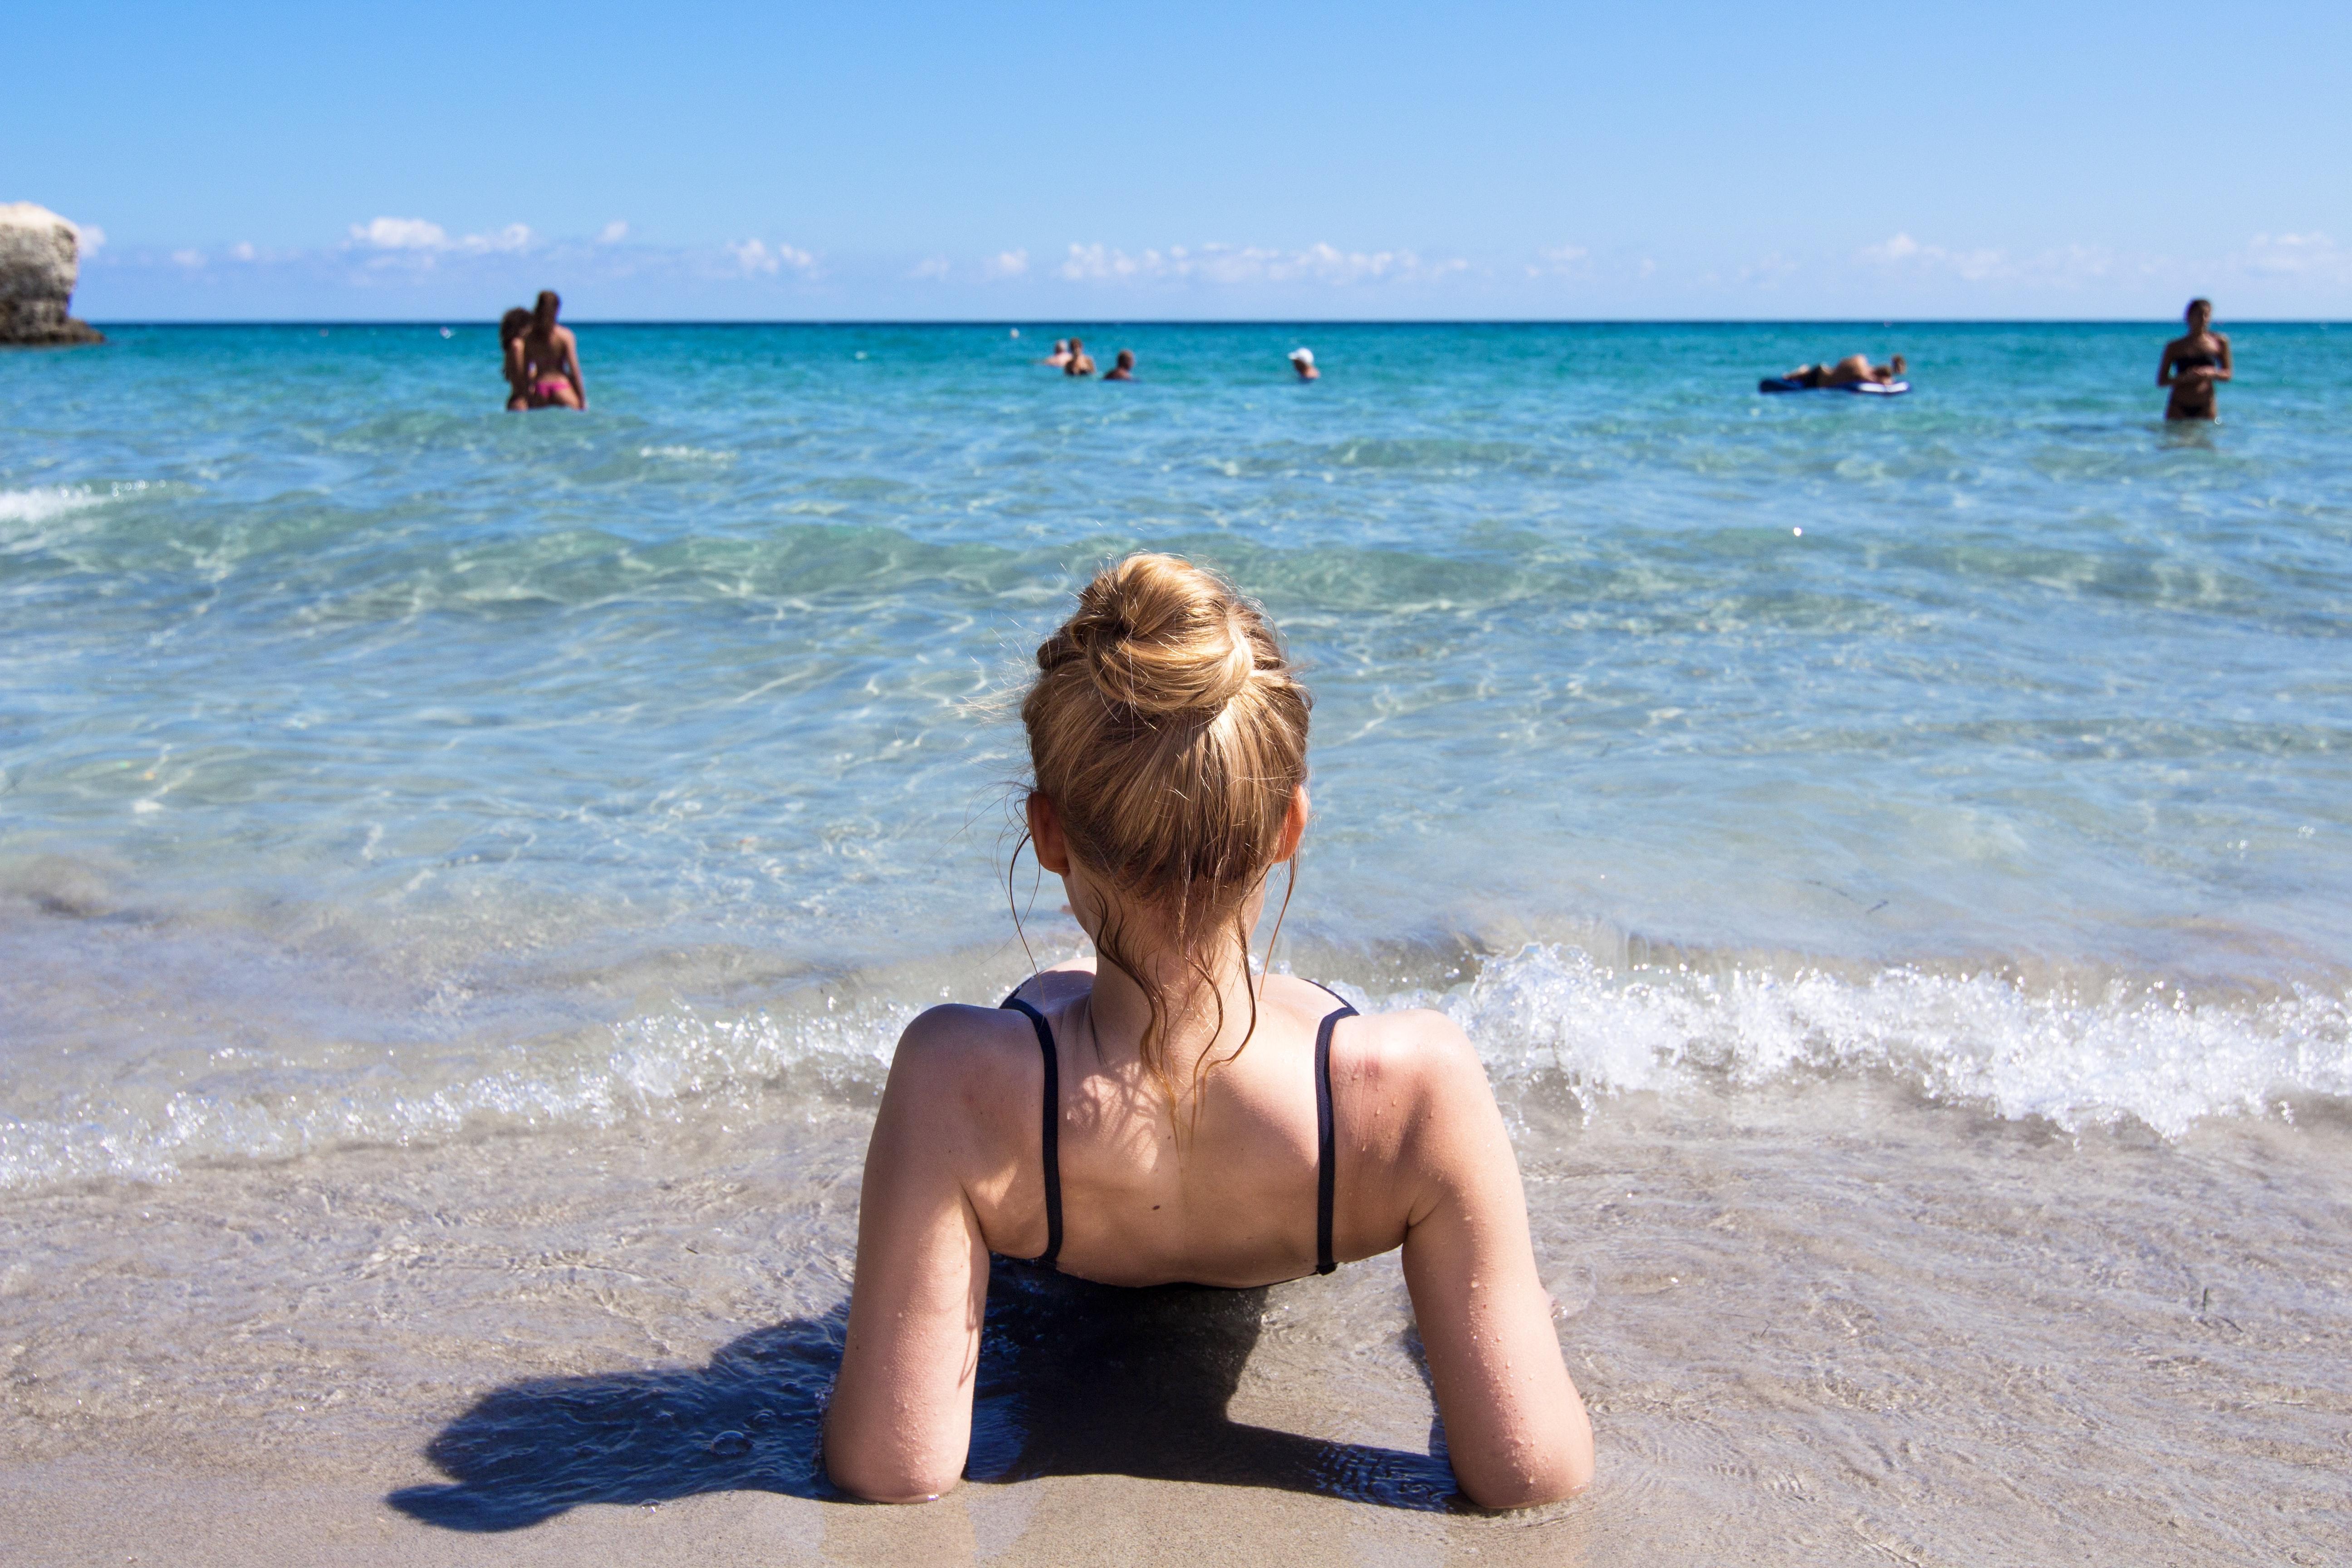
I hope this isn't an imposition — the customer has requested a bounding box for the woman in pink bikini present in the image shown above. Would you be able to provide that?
[822,554,1593,1510]
[514,291,586,411]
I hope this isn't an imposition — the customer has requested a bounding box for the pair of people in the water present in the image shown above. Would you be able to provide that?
[1776,299,2231,419]
[500,292,586,411]
[2158,298,2231,421]
[822,553,1593,1511]
[1780,353,1906,389]
[1042,338,1137,380]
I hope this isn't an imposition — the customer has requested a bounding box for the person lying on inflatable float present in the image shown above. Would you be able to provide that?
[1760,353,1907,394]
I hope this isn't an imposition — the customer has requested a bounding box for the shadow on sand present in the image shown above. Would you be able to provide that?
[387,1259,1460,1529]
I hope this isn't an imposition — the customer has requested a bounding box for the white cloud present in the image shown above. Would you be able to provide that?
[1057,240,1464,286]
[71,222,106,257]
[1858,230,2010,277]
[1526,244,1589,278]
[231,241,256,262]
[171,249,205,269]
[598,220,630,245]
[352,216,449,250]
[347,217,534,254]
[1856,232,2117,288]
[986,249,1029,278]
[1736,251,1799,288]
[473,223,533,253]
[908,255,952,281]
[2240,231,2346,280]
[724,239,817,276]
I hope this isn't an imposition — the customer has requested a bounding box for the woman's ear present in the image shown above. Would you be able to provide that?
[1027,791,1073,875]
[1274,784,1310,863]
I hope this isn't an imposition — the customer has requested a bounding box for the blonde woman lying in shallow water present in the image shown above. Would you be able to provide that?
[823,553,1594,1510]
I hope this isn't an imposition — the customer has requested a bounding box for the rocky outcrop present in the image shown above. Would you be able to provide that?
[0,203,103,345]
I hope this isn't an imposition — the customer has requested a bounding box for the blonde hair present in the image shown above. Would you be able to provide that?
[1019,553,1311,1109]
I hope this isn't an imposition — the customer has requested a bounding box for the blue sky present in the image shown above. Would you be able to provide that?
[15,1,2350,319]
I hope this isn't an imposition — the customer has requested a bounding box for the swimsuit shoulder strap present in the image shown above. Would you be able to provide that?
[1000,990,1062,1269]
[1303,980,1360,1275]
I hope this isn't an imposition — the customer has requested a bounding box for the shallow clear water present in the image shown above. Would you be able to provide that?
[4,323,2346,1183]
[4,323,2349,1560]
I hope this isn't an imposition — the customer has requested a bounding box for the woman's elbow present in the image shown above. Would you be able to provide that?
[822,1419,965,1504]
[1455,1432,1594,1511]
[825,1451,962,1504]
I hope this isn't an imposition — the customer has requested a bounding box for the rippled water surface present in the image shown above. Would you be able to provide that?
[5,323,2347,1181]
[4,322,2349,1562]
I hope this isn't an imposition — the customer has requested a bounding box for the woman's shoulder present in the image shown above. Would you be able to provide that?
[895,1000,1041,1063]
[1313,996,1502,1201]
[1273,978,1483,1096]
[1336,1001,1484,1092]
[886,1001,1051,1116]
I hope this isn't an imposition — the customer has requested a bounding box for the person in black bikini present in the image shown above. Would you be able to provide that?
[823,554,1592,1510]
[2159,298,2231,421]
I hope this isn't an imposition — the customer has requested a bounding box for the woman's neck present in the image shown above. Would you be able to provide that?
[1078,929,1259,1083]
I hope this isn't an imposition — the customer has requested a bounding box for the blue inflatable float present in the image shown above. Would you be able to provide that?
[1758,377,1910,396]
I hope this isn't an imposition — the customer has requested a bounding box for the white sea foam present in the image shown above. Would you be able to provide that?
[0,995,911,1193]
[4,946,2346,1194]
[1438,943,2352,1137]
[0,484,109,527]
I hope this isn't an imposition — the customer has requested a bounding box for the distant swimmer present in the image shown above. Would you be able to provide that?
[1044,338,1073,369]
[1778,353,1905,388]
[2158,299,2230,421]
[498,307,533,411]
[1104,349,1136,381]
[517,291,586,410]
[1289,347,1318,381]
[1065,337,1096,377]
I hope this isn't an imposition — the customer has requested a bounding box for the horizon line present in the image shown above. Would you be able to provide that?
[67,316,2349,329]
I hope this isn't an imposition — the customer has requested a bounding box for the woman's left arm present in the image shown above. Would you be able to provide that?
[1394,1016,1594,1509]
[824,1009,994,1501]
[2216,334,2234,381]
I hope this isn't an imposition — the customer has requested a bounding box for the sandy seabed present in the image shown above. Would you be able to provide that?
[4,1082,2347,1567]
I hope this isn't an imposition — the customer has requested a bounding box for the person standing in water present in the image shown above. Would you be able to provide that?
[1064,337,1095,377]
[2158,299,2231,421]
[1289,347,1319,381]
[517,291,587,410]
[1044,339,1073,369]
[1104,348,1136,381]
[498,308,534,411]
[822,554,1593,1510]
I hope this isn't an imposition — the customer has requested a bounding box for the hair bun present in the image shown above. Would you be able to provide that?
[1066,554,1256,716]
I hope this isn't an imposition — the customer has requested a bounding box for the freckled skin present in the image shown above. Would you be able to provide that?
[823,789,1593,1509]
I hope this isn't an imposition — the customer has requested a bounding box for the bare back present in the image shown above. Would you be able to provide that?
[824,960,1592,1508]
[521,324,584,407]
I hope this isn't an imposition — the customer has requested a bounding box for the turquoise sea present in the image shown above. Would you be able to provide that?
[5,322,2347,1178]
[2,323,2349,1559]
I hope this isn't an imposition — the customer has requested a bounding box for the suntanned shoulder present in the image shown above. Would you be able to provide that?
[884,1004,1043,1131]
[1342,1006,1508,1215]
[1344,1004,1487,1095]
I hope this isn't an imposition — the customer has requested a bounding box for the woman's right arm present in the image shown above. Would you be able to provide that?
[825,1008,996,1501]
[1395,1018,1593,1509]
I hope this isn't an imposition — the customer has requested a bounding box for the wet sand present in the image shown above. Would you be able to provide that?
[5,1081,2347,1566]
